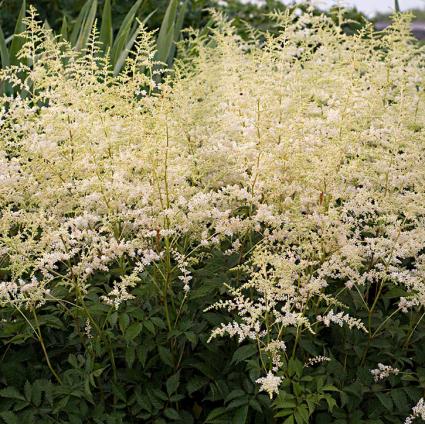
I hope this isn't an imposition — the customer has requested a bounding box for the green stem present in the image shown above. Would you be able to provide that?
[403,311,425,350]
[32,310,63,385]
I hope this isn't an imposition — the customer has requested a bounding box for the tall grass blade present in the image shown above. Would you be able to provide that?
[167,0,188,67]
[60,16,68,40]
[74,0,98,51]
[113,24,140,76]
[112,9,156,76]
[155,0,178,64]
[100,0,113,53]
[9,0,26,66]
[69,0,91,46]
[111,0,144,67]
[0,25,10,68]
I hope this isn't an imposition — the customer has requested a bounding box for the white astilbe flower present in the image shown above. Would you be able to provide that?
[370,363,400,382]
[405,398,425,424]
[305,356,331,368]
[317,310,367,332]
[256,371,282,399]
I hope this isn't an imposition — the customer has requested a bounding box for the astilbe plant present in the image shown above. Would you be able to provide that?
[0,5,424,423]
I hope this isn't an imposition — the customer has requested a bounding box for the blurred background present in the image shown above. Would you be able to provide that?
[1,0,424,39]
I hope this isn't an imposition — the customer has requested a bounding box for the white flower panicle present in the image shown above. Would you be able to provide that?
[256,372,283,399]
[305,356,331,368]
[370,363,400,382]
[317,310,367,332]
[405,398,425,424]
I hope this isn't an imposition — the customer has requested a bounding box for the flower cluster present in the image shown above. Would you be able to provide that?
[370,363,400,382]
[405,398,425,424]
[0,7,424,403]
[256,371,283,399]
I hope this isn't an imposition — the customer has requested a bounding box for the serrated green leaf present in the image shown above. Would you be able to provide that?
[143,319,155,334]
[295,405,309,424]
[288,358,303,378]
[232,405,248,424]
[0,387,25,401]
[31,380,42,407]
[187,375,208,395]
[125,322,143,341]
[230,344,257,365]
[166,371,180,396]
[164,408,180,420]
[390,389,408,412]
[205,407,228,423]
[158,346,174,367]
[119,313,130,333]
[125,346,136,367]
[0,411,18,424]
[376,392,393,411]
[283,416,295,424]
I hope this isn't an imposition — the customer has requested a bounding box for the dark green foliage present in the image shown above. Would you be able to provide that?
[0,0,369,39]
[1,239,424,422]
[0,248,273,423]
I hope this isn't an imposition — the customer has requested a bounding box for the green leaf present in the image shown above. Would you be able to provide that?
[376,392,393,411]
[110,0,144,67]
[60,16,68,40]
[166,371,180,396]
[112,383,126,402]
[143,319,155,335]
[225,390,246,404]
[155,0,178,64]
[112,9,155,76]
[9,0,26,66]
[158,346,174,367]
[31,380,42,407]
[0,387,25,401]
[230,344,257,365]
[324,394,337,412]
[321,385,340,392]
[294,405,309,424]
[70,0,91,46]
[167,0,188,67]
[205,407,228,423]
[390,389,408,412]
[0,25,10,68]
[125,346,136,368]
[99,0,113,52]
[232,405,248,424]
[0,411,18,424]
[187,375,208,395]
[125,322,143,341]
[74,0,98,51]
[164,408,180,420]
[288,358,303,378]
[283,416,295,424]
[119,313,130,333]
[24,381,31,401]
